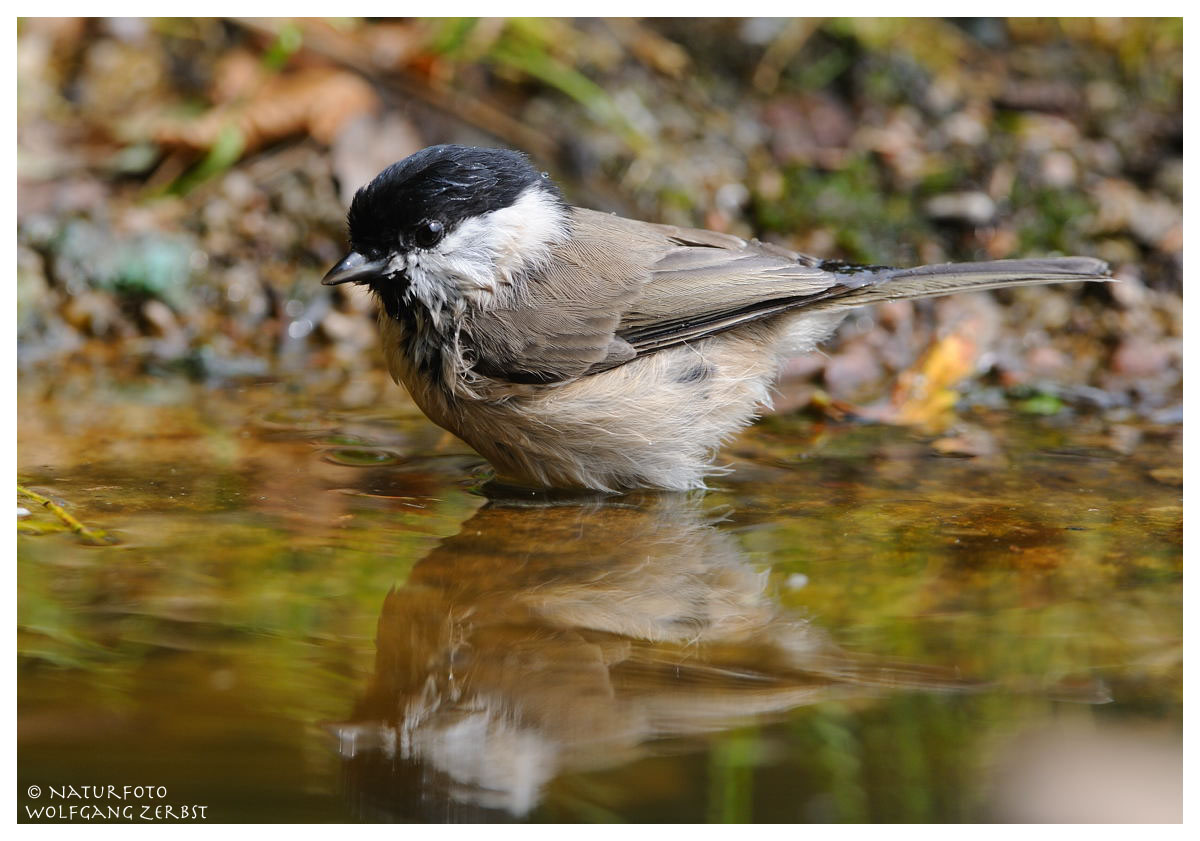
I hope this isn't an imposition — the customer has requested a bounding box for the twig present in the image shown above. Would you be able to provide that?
[228,17,558,160]
[752,19,821,94]
[384,72,558,161]
[17,485,112,545]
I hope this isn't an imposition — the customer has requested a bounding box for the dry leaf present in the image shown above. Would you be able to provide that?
[857,332,978,431]
[1147,467,1182,487]
[155,62,379,157]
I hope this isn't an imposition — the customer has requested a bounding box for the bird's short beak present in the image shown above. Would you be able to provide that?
[322,252,390,286]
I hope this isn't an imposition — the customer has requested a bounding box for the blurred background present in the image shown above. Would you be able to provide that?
[17,18,1182,824]
[16,17,1182,416]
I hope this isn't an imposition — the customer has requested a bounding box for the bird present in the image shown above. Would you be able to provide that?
[323,144,1110,492]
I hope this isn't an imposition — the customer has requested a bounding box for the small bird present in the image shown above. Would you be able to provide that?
[324,144,1109,491]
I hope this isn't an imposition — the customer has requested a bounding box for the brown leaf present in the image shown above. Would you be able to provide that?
[155,64,379,157]
[865,332,979,431]
[1147,467,1182,487]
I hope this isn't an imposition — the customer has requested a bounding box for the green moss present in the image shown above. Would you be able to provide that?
[755,156,932,264]
[1013,187,1096,255]
[1016,393,1066,416]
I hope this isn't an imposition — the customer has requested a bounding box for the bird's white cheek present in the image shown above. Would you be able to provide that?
[482,187,569,278]
[402,186,568,311]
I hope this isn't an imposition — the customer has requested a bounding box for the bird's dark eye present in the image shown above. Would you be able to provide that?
[414,219,445,249]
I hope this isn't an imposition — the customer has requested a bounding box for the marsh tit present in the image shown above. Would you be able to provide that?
[323,144,1109,491]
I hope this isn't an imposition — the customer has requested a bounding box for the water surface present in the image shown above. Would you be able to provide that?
[17,375,1182,822]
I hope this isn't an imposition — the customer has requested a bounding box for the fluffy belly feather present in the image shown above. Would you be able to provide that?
[384,320,784,489]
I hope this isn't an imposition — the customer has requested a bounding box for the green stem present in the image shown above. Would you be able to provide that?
[17,485,112,546]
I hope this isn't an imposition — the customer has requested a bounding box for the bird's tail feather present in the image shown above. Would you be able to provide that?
[812,257,1111,312]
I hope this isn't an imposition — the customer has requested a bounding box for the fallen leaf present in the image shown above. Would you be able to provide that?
[874,332,978,430]
[1148,467,1182,487]
[155,63,379,160]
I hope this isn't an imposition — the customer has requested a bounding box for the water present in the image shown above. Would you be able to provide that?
[17,375,1182,822]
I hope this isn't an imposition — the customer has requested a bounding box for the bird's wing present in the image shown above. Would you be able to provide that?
[462,208,838,384]
[577,210,867,359]
[463,208,1108,384]
[460,210,645,385]
[583,212,1107,360]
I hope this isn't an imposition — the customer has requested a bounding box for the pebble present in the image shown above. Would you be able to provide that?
[924,191,996,225]
[1111,339,1171,377]
[823,342,884,398]
[1040,151,1078,188]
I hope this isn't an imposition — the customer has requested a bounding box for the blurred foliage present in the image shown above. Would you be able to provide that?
[755,155,932,264]
[15,16,1182,419]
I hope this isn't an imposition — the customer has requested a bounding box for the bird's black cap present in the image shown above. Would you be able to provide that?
[345,144,561,258]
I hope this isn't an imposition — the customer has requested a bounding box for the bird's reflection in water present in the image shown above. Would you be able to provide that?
[332,491,961,821]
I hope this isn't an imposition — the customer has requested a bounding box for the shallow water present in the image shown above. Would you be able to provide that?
[17,375,1182,823]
